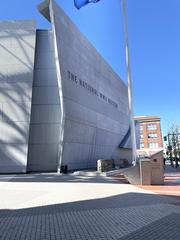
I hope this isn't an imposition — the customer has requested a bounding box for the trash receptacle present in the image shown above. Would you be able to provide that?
[61,165,68,174]
[139,159,151,185]
[150,151,164,185]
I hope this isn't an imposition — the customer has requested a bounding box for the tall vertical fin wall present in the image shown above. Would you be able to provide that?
[27,30,60,172]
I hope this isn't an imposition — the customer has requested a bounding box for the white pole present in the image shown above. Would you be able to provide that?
[121,0,136,165]
[49,0,66,173]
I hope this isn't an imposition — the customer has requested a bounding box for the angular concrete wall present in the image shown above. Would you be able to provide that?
[27,30,60,172]
[0,20,36,173]
[38,0,132,170]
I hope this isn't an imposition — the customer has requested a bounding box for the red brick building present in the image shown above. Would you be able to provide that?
[134,116,163,150]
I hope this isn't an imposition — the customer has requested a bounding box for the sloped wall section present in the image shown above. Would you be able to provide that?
[38,0,132,170]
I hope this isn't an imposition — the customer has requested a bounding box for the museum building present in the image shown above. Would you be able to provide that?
[0,0,132,173]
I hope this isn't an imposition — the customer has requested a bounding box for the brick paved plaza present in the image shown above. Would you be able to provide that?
[0,167,179,240]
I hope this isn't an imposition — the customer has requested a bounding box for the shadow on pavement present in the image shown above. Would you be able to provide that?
[0,192,178,217]
[0,191,179,240]
[119,213,180,240]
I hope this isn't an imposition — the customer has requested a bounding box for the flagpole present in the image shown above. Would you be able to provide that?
[121,0,136,165]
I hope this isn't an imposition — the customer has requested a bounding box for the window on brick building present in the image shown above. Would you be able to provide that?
[140,143,144,148]
[148,133,157,138]
[149,142,158,148]
[147,124,157,130]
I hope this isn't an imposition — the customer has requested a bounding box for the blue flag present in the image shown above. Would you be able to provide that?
[74,0,100,9]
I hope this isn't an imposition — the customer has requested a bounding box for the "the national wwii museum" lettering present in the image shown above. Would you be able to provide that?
[67,71,118,108]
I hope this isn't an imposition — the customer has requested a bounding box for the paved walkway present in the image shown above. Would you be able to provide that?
[0,169,179,240]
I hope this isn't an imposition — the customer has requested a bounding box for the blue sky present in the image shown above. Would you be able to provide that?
[0,0,180,136]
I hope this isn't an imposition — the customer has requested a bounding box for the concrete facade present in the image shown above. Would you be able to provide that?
[0,20,36,173]
[47,0,132,170]
[0,0,132,173]
[27,30,60,172]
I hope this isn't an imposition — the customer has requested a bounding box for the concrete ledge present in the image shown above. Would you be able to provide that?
[122,164,140,185]
[72,171,100,177]
[100,169,128,177]
[72,168,129,177]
